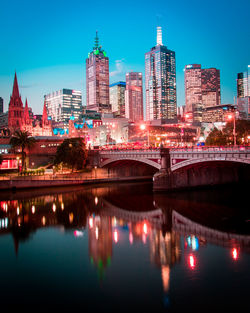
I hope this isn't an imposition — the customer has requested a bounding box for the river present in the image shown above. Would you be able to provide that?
[0,182,249,312]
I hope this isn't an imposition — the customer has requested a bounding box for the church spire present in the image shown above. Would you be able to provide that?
[42,100,48,125]
[12,72,20,98]
[24,98,30,122]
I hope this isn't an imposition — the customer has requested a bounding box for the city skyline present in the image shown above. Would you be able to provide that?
[0,0,249,115]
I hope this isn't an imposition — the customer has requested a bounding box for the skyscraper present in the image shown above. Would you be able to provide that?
[45,89,82,126]
[125,72,143,122]
[109,81,126,117]
[185,64,221,123]
[0,97,3,114]
[86,32,110,113]
[237,65,250,98]
[201,68,221,107]
[145,27,177,122]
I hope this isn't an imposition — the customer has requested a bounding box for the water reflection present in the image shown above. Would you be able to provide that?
[0,183,249,311]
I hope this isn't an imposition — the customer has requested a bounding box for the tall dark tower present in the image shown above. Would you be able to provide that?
[86,32,110,113]
[8,72,24,132]
[145,27,177,122]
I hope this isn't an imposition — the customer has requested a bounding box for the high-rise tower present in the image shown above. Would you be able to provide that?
[86,32,110,113]
[145,27,177,122]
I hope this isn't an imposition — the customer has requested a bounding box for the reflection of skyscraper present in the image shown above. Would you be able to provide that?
[145,26,177,122]
[88,215,112,278]
[149,230,181,292]
[125,72,143,122]
[86,32,110,113]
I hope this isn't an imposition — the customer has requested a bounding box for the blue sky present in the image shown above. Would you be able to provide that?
[0,0,249,114]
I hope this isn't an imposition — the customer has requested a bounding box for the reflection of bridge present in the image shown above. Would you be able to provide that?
[98,147,250,170]
[101,199,250,248]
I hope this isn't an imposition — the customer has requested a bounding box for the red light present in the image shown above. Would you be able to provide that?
[188,254,196,269]
[232,248,238,260]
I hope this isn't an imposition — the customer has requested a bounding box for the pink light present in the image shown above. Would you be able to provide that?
[143,222,148,235]
[188,254,196,269]
[232,248,238,260]
[129,232,133,244]
[113,230,118,243]
[140,124,146,131]
[142,233,147,244]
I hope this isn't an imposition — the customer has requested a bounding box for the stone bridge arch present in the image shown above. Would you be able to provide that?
[100,157,161,170]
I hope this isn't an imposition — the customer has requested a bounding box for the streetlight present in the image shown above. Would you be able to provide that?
[227,111,236,146]
[140,124,149,147]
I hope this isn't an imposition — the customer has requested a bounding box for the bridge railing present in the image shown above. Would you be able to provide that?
[170,146,250,153]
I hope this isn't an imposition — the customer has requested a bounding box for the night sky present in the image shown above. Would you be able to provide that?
[0,0,249,114]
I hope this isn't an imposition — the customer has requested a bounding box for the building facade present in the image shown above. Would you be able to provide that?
[109,81,126,117]
[202,104,235,123]
[125,72,143,122]
[145,27,177,122]
[86,32,110,113]
[45,89,82,126]
[185,65,221,124]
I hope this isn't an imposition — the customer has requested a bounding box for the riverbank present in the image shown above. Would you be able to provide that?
[0,175,152,191]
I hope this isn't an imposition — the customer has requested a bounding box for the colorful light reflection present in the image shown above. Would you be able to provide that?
[188,254,196,269]
[232,248,239,260]
[113,230,118,243]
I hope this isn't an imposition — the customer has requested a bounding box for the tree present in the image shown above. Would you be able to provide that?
[10,130,36,170]
[0,154,3,166]
[54,138,88,172]
[205,128,227,146]
[223,119,250,145]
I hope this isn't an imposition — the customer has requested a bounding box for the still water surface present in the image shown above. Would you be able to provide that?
[0,182,249,312]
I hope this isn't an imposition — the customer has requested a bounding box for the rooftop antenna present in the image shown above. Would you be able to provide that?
[94,30,99,49]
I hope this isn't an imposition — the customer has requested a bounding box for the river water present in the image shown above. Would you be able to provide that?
[0,182,249,312]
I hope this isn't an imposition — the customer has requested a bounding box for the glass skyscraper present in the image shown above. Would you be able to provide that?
[86,32,110,113]
[145,27,177,122]
[45,89,82,126]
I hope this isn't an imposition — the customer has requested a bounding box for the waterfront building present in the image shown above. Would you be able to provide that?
[202,104,235,123]
[44,89,82,127]
[125,72,143,122]
[237,97,250,120]
[145,26,177,122]
[109,82,126,117]
[86,32,110,113]
[237,65,250,98]
[0,97,3,114]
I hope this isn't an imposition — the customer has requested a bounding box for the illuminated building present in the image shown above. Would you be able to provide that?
[109,81,126,117]
[45,89,82,127]
[125,72,143,122]
[185,64,221,124]
[202,104,235,123]
[145,26,177,122]
[237,65,250,98]
[86,32,110,113]
[237,97,250,120]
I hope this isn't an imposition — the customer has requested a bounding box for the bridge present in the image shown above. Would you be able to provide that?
[98,146,250,170]
[96,146,250,190]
